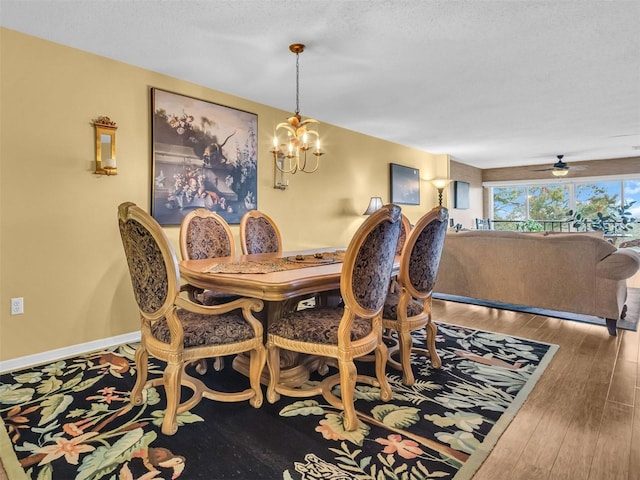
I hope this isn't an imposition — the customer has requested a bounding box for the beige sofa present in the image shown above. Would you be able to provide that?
[434,230,640,335]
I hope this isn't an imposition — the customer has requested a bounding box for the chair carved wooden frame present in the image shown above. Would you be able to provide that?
[239,209,282,255]
[118,202,266,435]
[382,206,449,386]
[266,204,402,431]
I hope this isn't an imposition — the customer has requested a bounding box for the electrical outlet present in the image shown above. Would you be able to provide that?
[11,297,24,315]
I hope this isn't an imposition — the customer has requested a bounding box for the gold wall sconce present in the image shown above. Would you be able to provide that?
[93,116,117,175]
[273,157,289,190]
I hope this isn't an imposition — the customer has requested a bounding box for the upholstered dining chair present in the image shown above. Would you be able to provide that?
[118,202,266,435]
[387,214,412,295]
[179,208,240,306]
[239,209,282,255]
[382,206,449,386]
[475,218,492,230]
[239,208,327,308]
[179,208,242,373]
[266,203,402,431]
[395,214,412,256]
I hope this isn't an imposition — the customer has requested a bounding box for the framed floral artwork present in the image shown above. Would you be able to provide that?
[151,88,258,225]
[390,163,420,205]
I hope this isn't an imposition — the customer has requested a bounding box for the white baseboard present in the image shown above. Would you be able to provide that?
[0,332,141,374]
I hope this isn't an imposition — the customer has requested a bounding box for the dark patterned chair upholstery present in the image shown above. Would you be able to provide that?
[239,210,282,255]
[118,202,266,435]
[266,204,402,431]
[382,206,449,385]
[181,208,236,260]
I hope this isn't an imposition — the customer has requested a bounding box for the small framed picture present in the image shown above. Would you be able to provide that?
[454,181,470,209]
[390,163,420,205]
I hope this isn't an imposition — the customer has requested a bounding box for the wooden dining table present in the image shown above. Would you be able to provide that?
[180,248,346,308]
[179,248,355,385]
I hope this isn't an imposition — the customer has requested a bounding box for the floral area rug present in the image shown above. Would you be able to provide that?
[0,323,557,480]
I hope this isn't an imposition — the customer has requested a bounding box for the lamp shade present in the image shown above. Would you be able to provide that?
[431,178,450,189]
[363,196,383,215]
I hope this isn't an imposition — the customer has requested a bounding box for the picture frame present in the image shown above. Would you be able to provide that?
[454,181,470,209]
[390,163,420,205]
[151,88,258,225]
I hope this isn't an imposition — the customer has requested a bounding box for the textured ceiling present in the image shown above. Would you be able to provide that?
[1,0,639,169]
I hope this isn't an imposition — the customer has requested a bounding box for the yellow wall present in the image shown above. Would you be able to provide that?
[0,28,448,361]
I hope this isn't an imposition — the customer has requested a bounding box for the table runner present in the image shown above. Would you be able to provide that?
[205,250,346,274]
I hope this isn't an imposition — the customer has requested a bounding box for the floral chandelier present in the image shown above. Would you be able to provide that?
[271,43,324,174]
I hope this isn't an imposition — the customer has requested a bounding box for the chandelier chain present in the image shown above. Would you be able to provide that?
[295,51,300,116]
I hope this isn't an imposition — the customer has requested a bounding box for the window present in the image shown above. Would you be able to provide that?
[575,181,621,217]
[493,186,526,221]
[623,180,640,240]
[624,180,640,210]
[528,185,570,220]
[487,177,640,239]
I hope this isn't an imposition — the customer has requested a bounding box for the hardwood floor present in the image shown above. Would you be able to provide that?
[431,296,639,480]
[1,279,638,479]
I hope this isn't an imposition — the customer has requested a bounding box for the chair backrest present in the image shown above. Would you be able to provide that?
[118,202,180,319]
[399,206,449,300]
[239,210,282,254]
[341,204,402,317]
[475,218,492,230]
[395,214,412,256]
[179,208,236,260]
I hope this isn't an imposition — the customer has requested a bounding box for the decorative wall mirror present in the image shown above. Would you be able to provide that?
[93,116,118,175]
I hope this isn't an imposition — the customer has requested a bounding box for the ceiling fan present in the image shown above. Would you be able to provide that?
[532,155,587,177]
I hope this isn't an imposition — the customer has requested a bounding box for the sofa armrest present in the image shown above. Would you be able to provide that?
[596,248,640,280]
